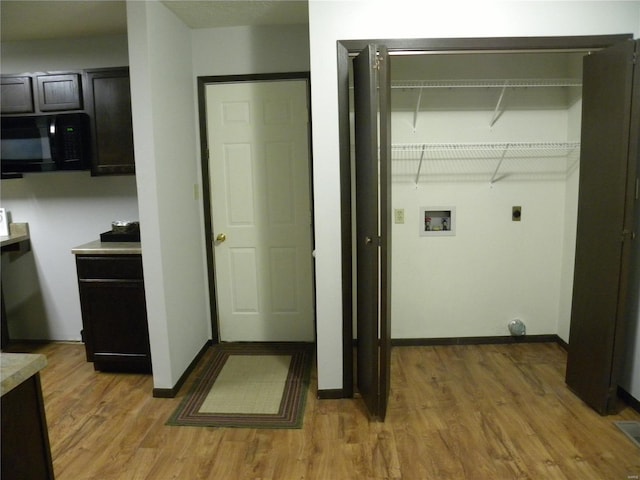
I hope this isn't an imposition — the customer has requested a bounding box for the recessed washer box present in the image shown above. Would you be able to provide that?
[420,207,456,237]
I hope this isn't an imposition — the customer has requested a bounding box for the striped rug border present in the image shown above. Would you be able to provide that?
[167,342,313,429]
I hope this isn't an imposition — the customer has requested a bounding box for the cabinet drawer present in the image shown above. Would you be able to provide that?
[76,255,143,280]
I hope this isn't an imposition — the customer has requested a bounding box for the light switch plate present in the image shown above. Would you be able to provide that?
[394,208,405,224]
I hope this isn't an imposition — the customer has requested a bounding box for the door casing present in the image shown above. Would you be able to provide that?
[336,34,633,399]
[197,72,314,344]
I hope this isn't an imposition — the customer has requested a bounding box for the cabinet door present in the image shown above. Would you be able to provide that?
[1,375,54,480]
[78,280,151,372]
[0,76,34,114]
[566,39,640,414]
[36,73,82,111]
[85,68,135,175]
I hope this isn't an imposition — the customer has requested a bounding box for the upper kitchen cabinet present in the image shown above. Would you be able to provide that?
[1,72,82,114]
[84,67,135,175]
[0,76,34,114]
[36,73,83,111]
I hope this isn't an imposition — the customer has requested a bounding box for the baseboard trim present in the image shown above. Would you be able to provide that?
[317,388,345,400]
[618,386,640,413]
[391,334,563,347]
[555,336,569,351]
[153,340,211,398]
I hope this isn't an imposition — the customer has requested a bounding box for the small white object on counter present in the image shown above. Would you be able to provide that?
[0,208,8,237]
[0,222,29,248]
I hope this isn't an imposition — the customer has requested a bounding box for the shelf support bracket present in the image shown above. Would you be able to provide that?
[489,81,509,127]
[412,86,424,132]
[490,143,510,184]
[415,144,426,185]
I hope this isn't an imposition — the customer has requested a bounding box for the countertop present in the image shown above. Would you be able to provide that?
[0,223,30,249]
[0,353,47,396]
[71,240,142,255]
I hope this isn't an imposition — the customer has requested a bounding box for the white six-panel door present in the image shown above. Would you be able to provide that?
[206,80,314,342]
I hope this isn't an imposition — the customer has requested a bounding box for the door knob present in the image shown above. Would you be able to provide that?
[216,233,227,243]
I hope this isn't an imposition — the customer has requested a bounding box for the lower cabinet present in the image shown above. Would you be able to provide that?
[75,255,151,372]
[1,373,55,480]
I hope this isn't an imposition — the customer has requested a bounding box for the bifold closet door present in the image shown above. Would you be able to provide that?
[566,39,640,414]
[353,44,392,420]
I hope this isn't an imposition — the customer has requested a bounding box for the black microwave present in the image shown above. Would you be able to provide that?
[1,113,90,174]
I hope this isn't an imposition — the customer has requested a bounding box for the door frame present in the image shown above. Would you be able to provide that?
[197,72,314,344]
[336,34,631,398]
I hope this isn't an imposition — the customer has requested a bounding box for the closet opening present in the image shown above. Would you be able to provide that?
[387,49,585,344]
[337,35,634,416]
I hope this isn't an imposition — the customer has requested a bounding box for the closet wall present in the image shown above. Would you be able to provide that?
[390,52,585,341]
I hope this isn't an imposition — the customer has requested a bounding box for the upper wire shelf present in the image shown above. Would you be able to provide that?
[389,78,583,130]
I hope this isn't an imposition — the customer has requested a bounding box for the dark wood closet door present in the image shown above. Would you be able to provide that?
[566,39,640,414]
[353,44,392,420]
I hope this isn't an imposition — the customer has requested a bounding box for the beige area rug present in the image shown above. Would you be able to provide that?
[167,343,313,429]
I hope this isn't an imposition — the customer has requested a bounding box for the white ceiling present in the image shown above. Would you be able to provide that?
[0,0,309,42]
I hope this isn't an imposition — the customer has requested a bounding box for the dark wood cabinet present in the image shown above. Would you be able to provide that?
[75,255,151,372]
[36,73,82,111]
[1,373,55,480]
[1,67,135,176]
[84,68,135,175]
[1,72,84,115]
[0,76,34,114]
[1,72,82,114]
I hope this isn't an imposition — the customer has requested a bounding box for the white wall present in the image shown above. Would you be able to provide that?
[308,0,640,391]
[126,1,210,390]
[0,34,137,341]
[192,24,309,76]
[392,180,567,338]
[1,34,129,72]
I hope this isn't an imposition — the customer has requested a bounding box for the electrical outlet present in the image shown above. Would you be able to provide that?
[394,208,405,224]
[512,206,522,221]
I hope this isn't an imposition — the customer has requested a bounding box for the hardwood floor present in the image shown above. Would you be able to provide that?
[14,341,640,479]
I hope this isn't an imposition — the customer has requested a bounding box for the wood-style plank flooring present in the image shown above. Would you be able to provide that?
[12,341,640,479]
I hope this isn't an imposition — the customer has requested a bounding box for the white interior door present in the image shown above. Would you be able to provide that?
[206,80,314,342]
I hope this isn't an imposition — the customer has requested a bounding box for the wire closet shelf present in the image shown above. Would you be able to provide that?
[391,141,581,184]
[390,78,583,89]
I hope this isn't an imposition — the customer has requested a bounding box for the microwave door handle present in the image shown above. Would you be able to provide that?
[48,117,57,165]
